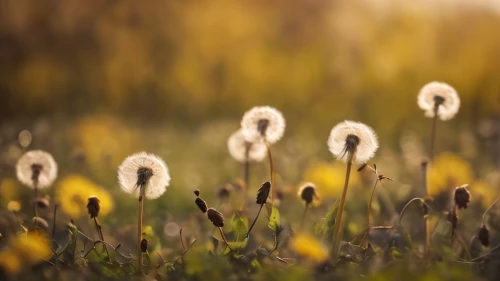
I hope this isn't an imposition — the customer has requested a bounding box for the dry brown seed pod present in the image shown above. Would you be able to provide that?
[87,196,100,219]
[194,189,200,197]
[478,225,489,247]
[195,198,208,213]
[33,217,49,231]
[299,185,317,205]
[207,208,224,227]
[454,185,471,209]
[256,182,271,205]
[140,238,149,253]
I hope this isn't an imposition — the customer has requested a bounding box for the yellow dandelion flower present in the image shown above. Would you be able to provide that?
[472,180,498,208]
[9,234,51,265]
[7,201,21,212]
[56,175,114,218]
[0,252,22,274]
[303,161,360,198]
[428,152,473,196]
[0,178,20,202]
[292,233,328,263]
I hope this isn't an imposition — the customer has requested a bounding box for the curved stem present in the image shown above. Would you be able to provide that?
[331,160,352,261]
[264,139,275,216]
[245,204,264,238]
[398,198,425,224]
[94,217,110,261]
[367,180,379,227]
[482,197,500,225]
[218,227,233,252]
[452,229,472,260]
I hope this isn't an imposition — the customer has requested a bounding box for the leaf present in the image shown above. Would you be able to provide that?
[315,199,340,243]
[268,207,281,232]
[366,225,412,254]
[59,223,79,265]
[231,213,248,242]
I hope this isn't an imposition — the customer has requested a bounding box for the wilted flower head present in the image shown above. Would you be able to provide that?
[297,182,319,206]
[16,150,58,189]
[227,129,267,163]
[327,121,379,164]
[240,106,285,144]
[117,152,170,200]
[417,81,460,120]
[478,224,489,247]
[87,196,100,219]
[454,184,471,209]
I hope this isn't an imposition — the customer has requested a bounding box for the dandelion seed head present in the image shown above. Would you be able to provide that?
[327,121,378,164]
[227,129,267,163]
[117,152,170,200]
[240,106,285,144]
[16,150,58,189]
[418,81,460,120]
[297,182,319,206]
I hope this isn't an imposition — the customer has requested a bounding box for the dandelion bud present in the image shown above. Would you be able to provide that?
[357,163,368,172]
[207,208,224,227]
[217,185,231,200]
[447,209,458,229]
[454,184,471,209]
[478,225,489,247]
[195,198,208,213]
[298,183,317,205]
[32,198,50,209]
[194,189,200,197]
[140,239,149,253]
[87,196,100,219]
[33,217,49,231]
[256,182,271,205]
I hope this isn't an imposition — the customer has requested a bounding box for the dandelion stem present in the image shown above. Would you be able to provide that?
[137,190,144,271]
[33,182,39,233]
[245,204,264,238]
[421,158,432,259]
[264,139,275,215]
[482,197,500,225]
[331,159,352,261]
[241,145,250,211]
[430,106,439,162]
[52,205,58,240]
[300,204,309,230]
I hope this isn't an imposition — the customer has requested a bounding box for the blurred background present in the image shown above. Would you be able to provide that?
[1,0,500,258]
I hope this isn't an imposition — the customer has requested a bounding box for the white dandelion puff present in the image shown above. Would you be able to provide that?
[16,150,58,189]
[117,152,170,200]
[418,81,460,121]
[240,106,286,144]
[327,121,379,165]
[227,129,267,163]
[297,182,319,206]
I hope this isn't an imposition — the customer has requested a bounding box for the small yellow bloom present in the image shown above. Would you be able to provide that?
[292,233,328,263]
[304,161,360,198]
[9,234,51,265]
[56,175,114,218]
[0,252,22,273]
[7,201,21,212]
[428,152,473,196]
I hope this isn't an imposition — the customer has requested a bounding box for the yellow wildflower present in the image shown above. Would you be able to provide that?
[7,201,21,212]
[56,175,114,218]
[10,234,51,265]
[472,180,498,208]
[0,178,19,202]
[0,252,22,274]
[303,161,360,198]
[292,233,328,263]
[428,152,473,196]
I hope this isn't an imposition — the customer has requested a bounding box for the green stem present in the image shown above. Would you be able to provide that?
[367,180,379,227]
[430,106,439,162]
[331,160,352,261]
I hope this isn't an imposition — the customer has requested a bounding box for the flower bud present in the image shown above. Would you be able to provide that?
[87,196,100,219]
[454,184,471,209]
[478,225,489,247]
[195,198,208,213]
[256,182,271,205]
[207,208,224,227]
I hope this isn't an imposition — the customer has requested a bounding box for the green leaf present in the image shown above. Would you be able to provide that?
[231,213,248,242]
[59,223,80,265]
[268,207,281,232]
[315,199,339,243]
